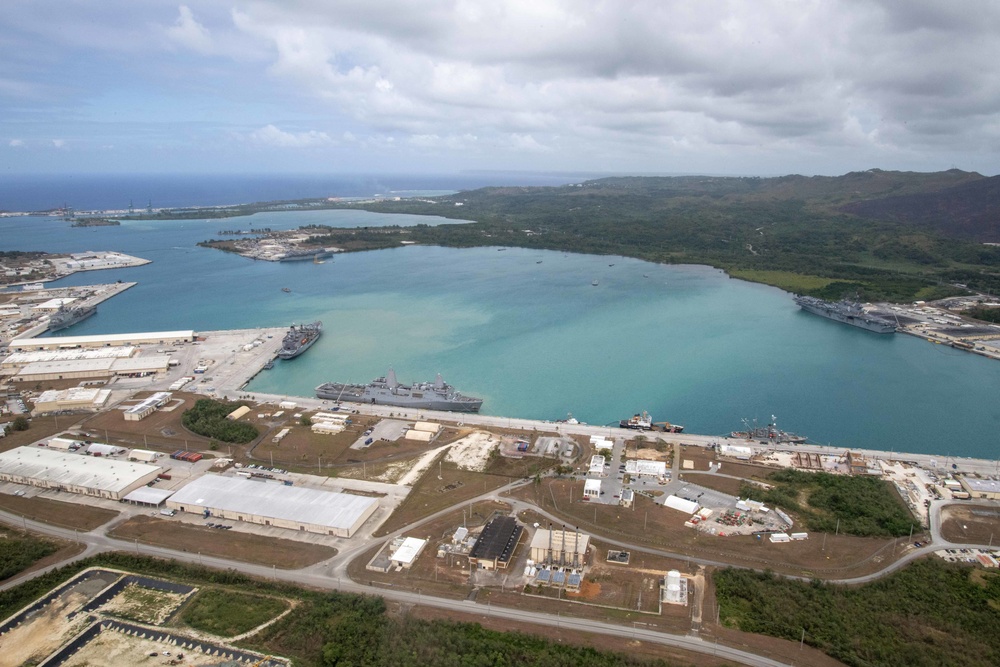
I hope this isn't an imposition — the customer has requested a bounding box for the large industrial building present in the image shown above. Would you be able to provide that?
[10,330,194,352]
[32,387,111,414]
[468,516,524,569]
[0,446,162,500]
[166,474,378,537]
[11,356,170,382]
[959,477,1000,500]
[529,527,591,567]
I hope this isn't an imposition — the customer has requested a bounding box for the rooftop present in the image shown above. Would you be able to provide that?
[168,474,378,531]
[0,446,160,494]
[469,516,523,563]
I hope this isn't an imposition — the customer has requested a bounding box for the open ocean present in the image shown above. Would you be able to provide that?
[3,174,1000,458]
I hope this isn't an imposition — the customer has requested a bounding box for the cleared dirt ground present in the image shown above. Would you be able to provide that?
[940,504,1000,544]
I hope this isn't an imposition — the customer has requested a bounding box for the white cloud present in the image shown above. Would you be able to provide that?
[247,124,333,148]
[9,139,24,147]
[51,139,65,149]
[166,5,213,54]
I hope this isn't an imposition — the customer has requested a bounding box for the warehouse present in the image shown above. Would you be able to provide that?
[166,474,378,537]
[32,387,111,414]
[0,446,161,500]
[625,459,667,477]
[959,477,1000,500]
[12,356,170,382]
[10,330,194,352]
[1,346,135,371]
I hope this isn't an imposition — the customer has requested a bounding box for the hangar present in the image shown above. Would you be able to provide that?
[166,474,378,537]
[0,446,161,500]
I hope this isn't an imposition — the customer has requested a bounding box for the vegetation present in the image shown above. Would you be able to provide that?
[182,588,288,637]
[0,553,683,667]
[739,469,915,537]
[182,399,259,443]
[966,306,1000,324]
[9,416,29,432]
[0,526,58,581]
[715,559,1000,667]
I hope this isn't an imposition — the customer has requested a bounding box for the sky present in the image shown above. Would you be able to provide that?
[3,0,1000,176]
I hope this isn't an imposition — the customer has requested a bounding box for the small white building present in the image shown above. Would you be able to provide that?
[87,443,126,457]
[664,495,699,514]
[588,455,606,476]
[405,429,433,442]
[312,422,344,435]
[589,436,613,450]
[583,478,602,500]
[718,443,754,460]
[413,421,441,434]
[123,392,172,421]
[390,537,428,569]
[128,449,159,463]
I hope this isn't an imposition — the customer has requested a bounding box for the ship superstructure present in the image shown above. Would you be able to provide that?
[794,296,897,334]
[47,303,96,332]
[316,369,483,412]
[276,321,322,359]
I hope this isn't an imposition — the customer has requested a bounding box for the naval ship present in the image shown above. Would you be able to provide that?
[47,303,96,332]
[316,369,484,412]
[794,296,897,334]
[276,321,322,359]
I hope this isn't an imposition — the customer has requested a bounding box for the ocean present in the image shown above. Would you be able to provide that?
[2,175,1000,458]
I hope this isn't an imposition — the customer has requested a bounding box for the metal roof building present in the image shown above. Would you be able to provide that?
[0,446,161,500]
[529,527,590,567]
[468,516,524,569]
[166,474,379,537]
[10,330,194,351]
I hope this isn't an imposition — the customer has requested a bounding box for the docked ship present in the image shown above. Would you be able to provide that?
[731,416,806,444]
[278,249,332,262]
[47,303,96,332]
[276,321,322,359]
[316,369,483,412]
[619,411,684,433]
[794,295,897,334]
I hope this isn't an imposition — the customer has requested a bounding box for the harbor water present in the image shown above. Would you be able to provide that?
[3,209,1000,458]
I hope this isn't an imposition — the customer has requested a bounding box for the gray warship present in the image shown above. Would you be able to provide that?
[276,321,322,359]
[794,296,897,334]
[47,303,96,332]
[316,369,484,412]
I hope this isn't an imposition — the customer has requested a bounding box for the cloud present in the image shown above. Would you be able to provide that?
[247,124,333,148]
[9,139,24,147]
[166,5,213,54]
[51,139,65,149]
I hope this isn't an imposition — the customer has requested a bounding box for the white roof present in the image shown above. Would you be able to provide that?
[584,479,602,492]
[125,392,172,414]
[123,487,175,505]
[0,446,160,494]
[391,537,427,565]
[588,455,605,474]
[34,298,76,310]
[625,459,667,476]
[664,495,700,515]
[2,347,135,366]
[87,443,125,456]
[168,474,378,531]
[14,330,193,348]
[528,528,591,556]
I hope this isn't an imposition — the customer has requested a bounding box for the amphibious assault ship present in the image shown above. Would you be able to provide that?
[276,321,322,359]
[316,369,483,412]
[47,303,96,332]
[794,296,897,334]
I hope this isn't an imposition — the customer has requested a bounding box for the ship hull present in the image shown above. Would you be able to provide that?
[316,382,483,413]
[48,307,96,332]
[795,297,896,334]
[276,334,319,359]
[277,321,322,359]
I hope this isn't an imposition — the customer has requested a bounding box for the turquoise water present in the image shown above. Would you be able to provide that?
[4,212,1000,457]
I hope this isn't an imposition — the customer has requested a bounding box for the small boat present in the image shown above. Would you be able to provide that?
[536,260,543,264]
[643,274,649,278]
[591,280,599,286]
[281,287,291,293]
[263,360,274,370]
[609,263,615,267]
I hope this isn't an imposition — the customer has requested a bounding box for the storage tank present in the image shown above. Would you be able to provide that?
[666,570,682,595]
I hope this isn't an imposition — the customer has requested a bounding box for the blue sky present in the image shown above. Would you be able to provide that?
[3,1,1000,176]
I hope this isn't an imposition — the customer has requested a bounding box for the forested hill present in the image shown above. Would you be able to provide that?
[342,168,1000,302]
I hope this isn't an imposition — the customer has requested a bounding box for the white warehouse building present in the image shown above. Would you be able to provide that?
[166,474,379,537]
[0,446,161,500]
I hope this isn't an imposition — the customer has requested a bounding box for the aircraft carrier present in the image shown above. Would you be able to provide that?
[794,296,897,334]
[316,369,484,412]
[276,321,322,359]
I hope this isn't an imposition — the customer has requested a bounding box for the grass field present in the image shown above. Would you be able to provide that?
[182,588,289,637]
[0,494,119,530]
[109,516,337,569]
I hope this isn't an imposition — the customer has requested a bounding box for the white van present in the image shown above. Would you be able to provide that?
[160,509,176,517]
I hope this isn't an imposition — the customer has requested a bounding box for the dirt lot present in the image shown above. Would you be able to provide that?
[61,631,272,667]
[514,477,922,579]
[0,494,119,530]
[0,414,66,453]
[79,392,213,453]
[372,459,521,537]
[940,504,1000,544]
[680,473,745,496]
[109,516,336,569]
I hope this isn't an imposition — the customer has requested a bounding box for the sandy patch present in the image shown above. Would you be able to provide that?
[0,593,91,667]
[445,432,496,472]
[100,583,191,625]
[397,444,451,486]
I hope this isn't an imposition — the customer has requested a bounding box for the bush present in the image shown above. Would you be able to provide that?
[182,399,259,444]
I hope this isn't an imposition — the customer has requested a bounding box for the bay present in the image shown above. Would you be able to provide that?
[3,211,1000,458]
